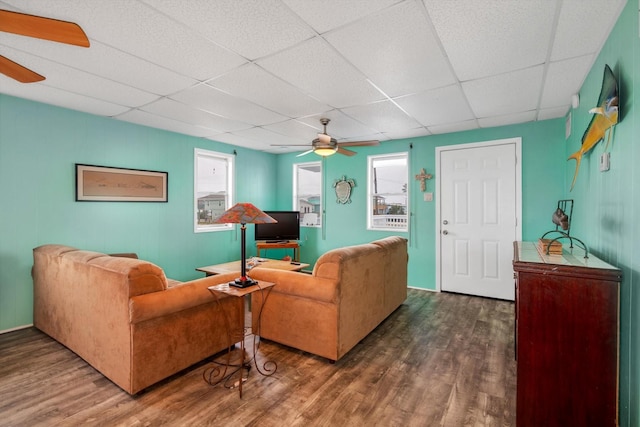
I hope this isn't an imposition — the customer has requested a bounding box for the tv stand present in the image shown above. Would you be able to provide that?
[256,241,299,262]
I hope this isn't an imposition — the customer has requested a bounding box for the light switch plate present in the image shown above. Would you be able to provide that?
[424,192,433,202]
[600,152,610,171]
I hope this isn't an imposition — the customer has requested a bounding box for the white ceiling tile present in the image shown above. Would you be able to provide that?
[478,110,538,128]
[0,45,159,108]
[462,66,544,118]
[325,1,455,97]
[538,105,570,121]
[1,0,248,80]
[394,84,475,127]
[425,0,556,81]
[208,64,331,118]
[140,98,254,132]
[0,77,131,117]
[170,84,287,125]
[282,0,401,33]
[257,37,385,108]
[382,127,431,140]
[296,110,377,139]
[341,100,422,133]
[142,0,315,60]
[0,34,197,95]
[551,0,627,60]
[230,126,303,149]
[428,119,478,135]
[541,55,595,109]
[116,109,218,137]
[263,119,321,141]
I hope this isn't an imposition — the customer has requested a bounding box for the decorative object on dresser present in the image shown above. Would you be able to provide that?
[214,203,276,288]
[513,241,621,427]
[539,199,588,257]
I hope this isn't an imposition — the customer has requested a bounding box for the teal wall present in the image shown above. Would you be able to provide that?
[0,95,277,331]
[0,3,637,424]
[274,119,565,290]
[561,2,639,426]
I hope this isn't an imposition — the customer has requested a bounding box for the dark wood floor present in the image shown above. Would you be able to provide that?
[0,289,516,426]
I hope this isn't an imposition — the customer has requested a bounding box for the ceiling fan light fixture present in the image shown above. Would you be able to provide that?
[314,146,338,156]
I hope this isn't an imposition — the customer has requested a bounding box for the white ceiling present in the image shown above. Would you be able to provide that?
[0,0,627,154]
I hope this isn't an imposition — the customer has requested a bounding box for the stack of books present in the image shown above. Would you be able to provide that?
[538,238,563,255]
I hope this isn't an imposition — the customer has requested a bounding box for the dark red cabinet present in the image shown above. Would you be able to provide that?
[513,241,621,427]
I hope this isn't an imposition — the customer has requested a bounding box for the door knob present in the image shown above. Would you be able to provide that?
[442,230,449,235]
[443,220,449,225]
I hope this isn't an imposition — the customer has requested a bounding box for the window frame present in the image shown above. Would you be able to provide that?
[367,152,409,232]
[194,148,235,233]
[293,160,323,228]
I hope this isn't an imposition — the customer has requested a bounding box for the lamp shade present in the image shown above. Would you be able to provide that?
[214,202,276,225]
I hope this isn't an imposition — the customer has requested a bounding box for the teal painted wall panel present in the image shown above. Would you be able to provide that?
[561,2,639,426]
[0,95,276,330]
[274,119,565,291]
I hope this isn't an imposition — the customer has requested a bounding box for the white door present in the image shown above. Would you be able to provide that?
[436,138,521,300]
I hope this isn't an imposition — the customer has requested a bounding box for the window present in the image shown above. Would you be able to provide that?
[367,152,408,231]
[194,148,234,233]
[293,161,322,227]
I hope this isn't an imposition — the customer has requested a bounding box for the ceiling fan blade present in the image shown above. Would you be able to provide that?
[0,10,90,47]
[338,140,380,147]
[0,55,44,83]
[296,149,314,157]
[337,147,357,156]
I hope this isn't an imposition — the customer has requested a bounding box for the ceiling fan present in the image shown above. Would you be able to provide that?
[273,118,380,157]
[0,9,90,83]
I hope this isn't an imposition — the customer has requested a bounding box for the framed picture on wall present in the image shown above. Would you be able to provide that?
[75,164,168,202]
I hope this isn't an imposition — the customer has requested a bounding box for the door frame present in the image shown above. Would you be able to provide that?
[434,137,523,292]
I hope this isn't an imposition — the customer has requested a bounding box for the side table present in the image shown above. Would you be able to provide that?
[203,281,276,398]
[256,241,300,262]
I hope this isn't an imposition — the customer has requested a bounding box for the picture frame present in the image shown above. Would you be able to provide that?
[75,164,168,202]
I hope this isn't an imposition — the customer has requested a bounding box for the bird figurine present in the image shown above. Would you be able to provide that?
[568,64,619,191]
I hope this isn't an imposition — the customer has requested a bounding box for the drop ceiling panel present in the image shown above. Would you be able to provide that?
[540,55,595,109]
[382,127,431,140]
[341,100,422,133]
[462,66,544,118]
[478,110,538,128]
[325,1,455,97]
[425,0,556,81]
[296,110,377,139]
[257,37,385,108]
[208,64,331,118]
[551,0,626,61]
[428,120,478,135]
[282,0,402,33]
[263,119,322,142]
[117,109,218,137]
[142,0,315,60]
[395,84,475,127]
[171,84,287,125]
[538,105,570,121]
[0,79,131,117]
[0,45,159,107]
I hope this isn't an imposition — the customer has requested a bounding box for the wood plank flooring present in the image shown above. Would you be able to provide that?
[0,289,516,426]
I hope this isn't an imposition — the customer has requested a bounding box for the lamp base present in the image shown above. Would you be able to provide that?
[230,277,257,288]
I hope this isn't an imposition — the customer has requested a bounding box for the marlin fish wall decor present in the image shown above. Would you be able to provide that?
[568,64,619,191]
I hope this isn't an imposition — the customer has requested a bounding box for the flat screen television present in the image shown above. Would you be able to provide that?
[254,211,300,242]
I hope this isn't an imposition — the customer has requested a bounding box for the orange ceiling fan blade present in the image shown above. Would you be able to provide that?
[0,55,44,82]
[337,147,357,156]
[0,10,90,47]
[338,139,380,147]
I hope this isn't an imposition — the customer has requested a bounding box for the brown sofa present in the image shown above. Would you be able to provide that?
[249,236,408,362]
[32,244,243,395]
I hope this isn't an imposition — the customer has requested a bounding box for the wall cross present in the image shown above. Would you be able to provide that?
[415,168,432,192]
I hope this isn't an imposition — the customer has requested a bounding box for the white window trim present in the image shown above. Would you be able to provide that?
[367,152,409,232]
[194,148,234,233]
[293,161,322,228]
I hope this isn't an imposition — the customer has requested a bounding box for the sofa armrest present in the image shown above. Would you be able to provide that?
[129,272,238,324]
[248,269,337,303]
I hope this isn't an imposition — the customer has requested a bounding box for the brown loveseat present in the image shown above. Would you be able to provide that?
[249,236,408,362]
[32,244,242,395]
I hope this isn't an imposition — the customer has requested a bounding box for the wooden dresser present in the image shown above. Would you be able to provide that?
[513,241,621,427]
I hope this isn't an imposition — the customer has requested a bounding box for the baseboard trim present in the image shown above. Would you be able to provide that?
[0,324,33,335]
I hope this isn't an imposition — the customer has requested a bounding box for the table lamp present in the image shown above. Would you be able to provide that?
[214,202,277,288]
